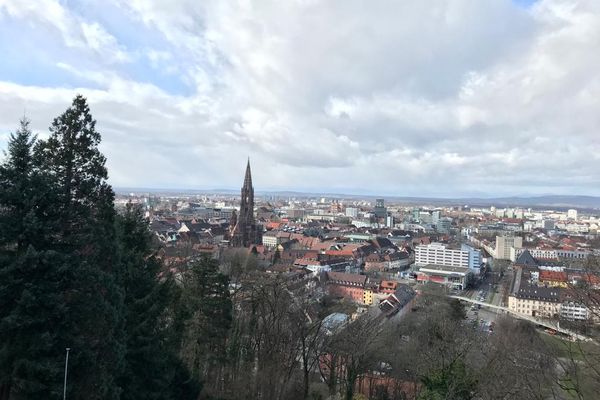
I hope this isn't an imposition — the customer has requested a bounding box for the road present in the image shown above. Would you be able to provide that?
[451,295,589,341]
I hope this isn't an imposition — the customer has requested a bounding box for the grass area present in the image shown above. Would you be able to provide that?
[540,331,599,362]
[540,332,600,398]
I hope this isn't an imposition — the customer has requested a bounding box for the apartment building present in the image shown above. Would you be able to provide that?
[508,285,561,319]
[415,243,469,268]
[496,235,523,260]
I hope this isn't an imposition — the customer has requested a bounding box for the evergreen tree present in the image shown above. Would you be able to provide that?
[0,119,63,399]
[116,203,199,400]
[0,118,53,251]
[34,95,125,400]
[179,256,232,394]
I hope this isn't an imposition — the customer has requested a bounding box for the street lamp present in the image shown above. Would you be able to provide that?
[63,348,70,400]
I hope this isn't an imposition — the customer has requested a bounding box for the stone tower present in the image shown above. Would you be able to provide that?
[231,160,260,247]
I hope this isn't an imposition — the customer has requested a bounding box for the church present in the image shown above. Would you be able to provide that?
[229,160,262,247]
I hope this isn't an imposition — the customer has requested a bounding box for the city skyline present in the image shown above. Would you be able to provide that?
[1,0,600,197]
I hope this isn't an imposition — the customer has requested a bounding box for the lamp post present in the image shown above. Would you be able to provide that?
[63,348,70,400]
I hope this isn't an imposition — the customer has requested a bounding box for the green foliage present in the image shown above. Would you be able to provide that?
[116,204,200,400]
[419,361,477,400]
[448,299,467,321]
[178,256,232,390]
[1,98,128,400]
[0,118,64,398]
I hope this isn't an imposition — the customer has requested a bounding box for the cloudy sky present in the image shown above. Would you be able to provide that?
[0,0,599,197]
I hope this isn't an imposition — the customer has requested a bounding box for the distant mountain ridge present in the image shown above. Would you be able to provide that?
[114,187,600,210]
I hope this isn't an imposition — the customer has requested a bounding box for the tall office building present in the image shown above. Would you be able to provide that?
[373,198,387,218]
[495,235,523,260]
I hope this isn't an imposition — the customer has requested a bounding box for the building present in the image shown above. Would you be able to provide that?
[286,208,306,219]
[539,269,568,288]
[345,207,359,218]
[378,284,416,316]
[460,244,482,271]
[415,243,469,269]
[512,247,590,261]
[364,252,410,272]
[508,268,560,318]
[230,160,262,247]
[417,264,471,290]
[326,272,369,304]
[262,231,279,248]
[373,198,387,218]
[379,280,399,295]
[436,217,452,233]
[567,209,578,220]
[495,235,523,260]
[386,215,395,228]
[508,285,561,319]
[560,301,588,321]
[262,231,291,249]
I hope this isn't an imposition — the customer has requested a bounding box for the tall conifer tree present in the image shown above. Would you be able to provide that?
[0,119,61,399]
[116,203,198,399]
[35,95,125,400]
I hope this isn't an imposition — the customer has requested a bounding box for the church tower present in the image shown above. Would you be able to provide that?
[231,159,261,247]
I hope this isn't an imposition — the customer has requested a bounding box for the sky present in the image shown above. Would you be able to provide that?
[0,0,599,198]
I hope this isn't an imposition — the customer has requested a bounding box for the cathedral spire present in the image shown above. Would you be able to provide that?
[243,158,253,189]
[231,159,260,247]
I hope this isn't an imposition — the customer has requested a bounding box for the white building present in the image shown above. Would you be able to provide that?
[512,247,590,261]
[567,209,578,220]
[560,301,588,321]
[415,243,469,269]
[386,215,395,228]
[345,207,359,218]
[262,232,279,248]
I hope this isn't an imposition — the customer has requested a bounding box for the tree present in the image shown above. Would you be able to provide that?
[34,95,125,399]
[116,204,198,400]
[178,256,232,396]
[0,118,44,251]
[322,315,386,400]
[478,317,558,400]
[0,118,63,399]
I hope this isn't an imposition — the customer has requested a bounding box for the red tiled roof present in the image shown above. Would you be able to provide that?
[539,270,567,282]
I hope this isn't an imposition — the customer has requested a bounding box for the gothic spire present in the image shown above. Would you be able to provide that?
[243,158,253,189]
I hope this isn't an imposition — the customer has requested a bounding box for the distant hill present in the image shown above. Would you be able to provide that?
[113,188,600,211]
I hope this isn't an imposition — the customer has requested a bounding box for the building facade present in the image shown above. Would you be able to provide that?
[415,243,469,269]
[495,235,523,260]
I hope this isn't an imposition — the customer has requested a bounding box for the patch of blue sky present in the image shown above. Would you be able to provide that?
[512,0,538,8]
[117,58,196,97]
[64,0,200,96]
[0,17,103,89]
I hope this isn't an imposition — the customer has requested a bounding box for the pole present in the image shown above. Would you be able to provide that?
[63,348,70,400]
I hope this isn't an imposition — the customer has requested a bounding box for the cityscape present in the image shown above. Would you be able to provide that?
[107,159,600,398]
[1,1,600,400]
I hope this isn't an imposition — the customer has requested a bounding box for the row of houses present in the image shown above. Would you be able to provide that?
[324,271,415,310]
[507,250,600,322]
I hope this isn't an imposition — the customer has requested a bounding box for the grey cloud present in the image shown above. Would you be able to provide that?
[1,0,600,196]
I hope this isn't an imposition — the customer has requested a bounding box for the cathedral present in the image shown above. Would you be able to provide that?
[229,160,262,247]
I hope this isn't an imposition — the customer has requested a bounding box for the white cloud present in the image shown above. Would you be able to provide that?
[1,0,600,196]
[0,0,131,64]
